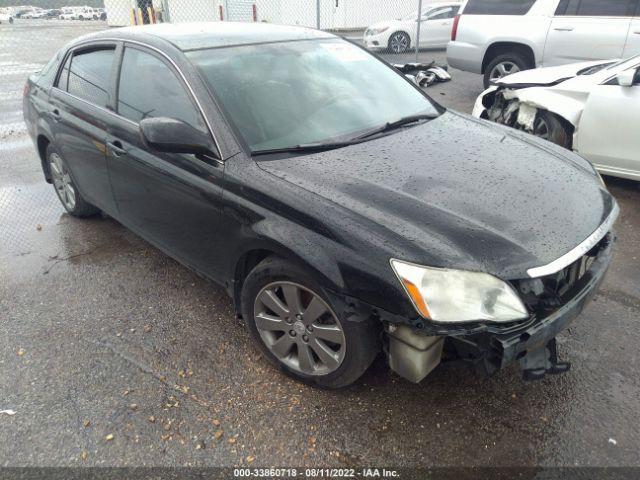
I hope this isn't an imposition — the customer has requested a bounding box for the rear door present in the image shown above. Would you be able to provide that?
[107,44,227,278]
[544,0,634,66]
[623,1,640,56]
[49,43,119,214]
[419,5,460,47]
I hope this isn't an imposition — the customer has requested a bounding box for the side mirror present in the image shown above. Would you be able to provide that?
[616,69,636,87]
[139,117,216,156]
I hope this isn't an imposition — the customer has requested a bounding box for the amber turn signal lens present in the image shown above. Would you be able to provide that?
[402,279,431,319]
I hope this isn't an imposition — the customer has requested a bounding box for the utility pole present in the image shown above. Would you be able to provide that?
[316,0,320,29]
[415,0,423,62]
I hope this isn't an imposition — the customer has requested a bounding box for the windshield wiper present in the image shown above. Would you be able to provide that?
[252,141,356,156]
[251,114,437,156]
[355,114,438,140]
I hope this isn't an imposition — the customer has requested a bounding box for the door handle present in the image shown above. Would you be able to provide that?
[554,27,574,31]
[107,140,127,157]
[634,31,640,34]
[51,108,61,121]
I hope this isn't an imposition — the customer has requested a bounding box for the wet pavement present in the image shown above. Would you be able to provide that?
[1,20,640,468]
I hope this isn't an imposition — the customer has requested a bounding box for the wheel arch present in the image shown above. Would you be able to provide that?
[482,42,536,74]
[503,88,584,130]
[36,133,53,183]
[231,238,345,317]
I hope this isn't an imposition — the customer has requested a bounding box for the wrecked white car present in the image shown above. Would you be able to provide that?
[473,55,640,181]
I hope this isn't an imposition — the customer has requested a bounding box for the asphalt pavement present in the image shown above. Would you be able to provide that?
[1,19,640,470]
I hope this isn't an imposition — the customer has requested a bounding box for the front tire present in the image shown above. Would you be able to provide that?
[483,53,530,88]
[241,256,380,388]
[532,110,571,149]
[387,31,410,54]
[47,145,99,217]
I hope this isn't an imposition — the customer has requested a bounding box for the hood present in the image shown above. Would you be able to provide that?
[496,60,615,87]
[256,112,615,279]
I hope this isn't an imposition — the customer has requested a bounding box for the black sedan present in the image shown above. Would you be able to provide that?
[23,23,618,387]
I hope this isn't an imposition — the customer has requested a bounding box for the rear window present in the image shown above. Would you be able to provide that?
[463,0,536,15]
[555,0,636,16]
[61,47,115,108]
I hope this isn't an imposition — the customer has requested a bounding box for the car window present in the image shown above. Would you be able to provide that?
[117,47,206,133]
[65,48,114,107]
[555,0,636,16]
[427,7,456,20]
[463,0,536,15]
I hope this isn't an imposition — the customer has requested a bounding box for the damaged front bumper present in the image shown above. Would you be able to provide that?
[339,232,614,383]
[446,234,613,380]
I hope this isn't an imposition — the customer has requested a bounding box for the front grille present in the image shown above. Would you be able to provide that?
[512,232,612,315]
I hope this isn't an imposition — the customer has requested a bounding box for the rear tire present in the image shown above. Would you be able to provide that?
[483,53,530,88]
[46,144,99,217]
[241,256,380,388]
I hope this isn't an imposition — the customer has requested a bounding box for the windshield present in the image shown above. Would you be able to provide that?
[188,39,440,152]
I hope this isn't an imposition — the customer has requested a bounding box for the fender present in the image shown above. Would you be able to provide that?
[228,219,347,312]
[502,87,587,127]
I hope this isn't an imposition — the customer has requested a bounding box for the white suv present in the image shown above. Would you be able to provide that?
[447,0,640,87]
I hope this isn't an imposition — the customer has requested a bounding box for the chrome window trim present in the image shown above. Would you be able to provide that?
[527,202,619,278]
[51,86,138,128]
[58,37,224,162]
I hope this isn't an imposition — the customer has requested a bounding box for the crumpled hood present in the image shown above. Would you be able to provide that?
[496,60,615,87]
[257,112,615,279]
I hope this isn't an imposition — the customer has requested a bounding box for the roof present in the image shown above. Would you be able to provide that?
[90,22,336,51]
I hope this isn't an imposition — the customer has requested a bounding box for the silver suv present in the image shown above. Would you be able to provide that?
[447,0,640,87]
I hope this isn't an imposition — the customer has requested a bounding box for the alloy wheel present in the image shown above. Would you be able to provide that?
[389,33,409,54]
[49,153,76,211]
[254,281,346,376]
[489,61,520,82]
[532,116,550,140]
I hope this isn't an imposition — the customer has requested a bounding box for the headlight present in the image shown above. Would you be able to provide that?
[368,27,389,35]
[390,259,529,323]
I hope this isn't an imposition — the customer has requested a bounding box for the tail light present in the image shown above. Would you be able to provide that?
[23,82,30,98]
[451,14,461,41]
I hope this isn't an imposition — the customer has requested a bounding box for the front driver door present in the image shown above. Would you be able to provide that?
[106,45,227,279]
[575,64,640,178]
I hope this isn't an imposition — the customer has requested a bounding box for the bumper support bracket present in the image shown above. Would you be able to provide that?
[519,338,571,381]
